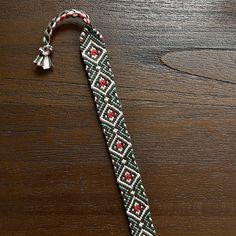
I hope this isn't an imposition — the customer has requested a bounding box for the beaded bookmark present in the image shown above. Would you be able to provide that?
[33,9,157,236]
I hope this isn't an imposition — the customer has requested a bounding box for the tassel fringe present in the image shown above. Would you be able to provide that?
[33,45,53,70]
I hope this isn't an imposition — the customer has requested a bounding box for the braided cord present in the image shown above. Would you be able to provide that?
[33,10,157,236]
[33,9,91,70]
[43,9,91,46]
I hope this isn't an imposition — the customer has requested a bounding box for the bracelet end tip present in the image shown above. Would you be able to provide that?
[33,45,54,70]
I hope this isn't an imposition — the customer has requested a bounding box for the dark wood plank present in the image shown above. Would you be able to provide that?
[161,50,236,83]
[0,1,236,235]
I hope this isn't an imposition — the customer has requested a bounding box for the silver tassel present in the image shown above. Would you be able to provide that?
[33,45,53,70]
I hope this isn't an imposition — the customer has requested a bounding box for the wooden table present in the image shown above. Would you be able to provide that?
[0,1,236,235]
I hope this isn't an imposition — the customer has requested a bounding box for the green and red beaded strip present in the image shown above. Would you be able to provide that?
[34,9,157,236]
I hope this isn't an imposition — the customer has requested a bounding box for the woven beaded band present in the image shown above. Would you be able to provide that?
[33,9,157,236]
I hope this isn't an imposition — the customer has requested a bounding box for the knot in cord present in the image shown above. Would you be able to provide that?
[39,44,53,56]
[33,44,53,70]
[33,9,92,70]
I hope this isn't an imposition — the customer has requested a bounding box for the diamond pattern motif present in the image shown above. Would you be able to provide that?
[118,166,140,189]
[100,104,122,127]
[82,40,106,64]
[91,71,114,96]
[109,134,131,158]
[127,196,148,221]
[80,26,156,236]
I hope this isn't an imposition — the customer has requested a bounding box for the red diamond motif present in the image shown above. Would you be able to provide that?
[117,166,139,189]
[82,41,105,64]
[124,171,132,182]
[116,141,123,151]
[91,72,114,96]
[90,48,98,56]
[109,135,131,158]
[127,197,148,221]
[99,78,106,89]
[133,203,142,213]
[107,110,114,119]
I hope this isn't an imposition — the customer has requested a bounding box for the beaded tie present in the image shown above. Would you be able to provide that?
[33,9,157,236]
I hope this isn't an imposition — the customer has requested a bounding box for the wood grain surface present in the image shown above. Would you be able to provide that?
[0,1,236,236]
